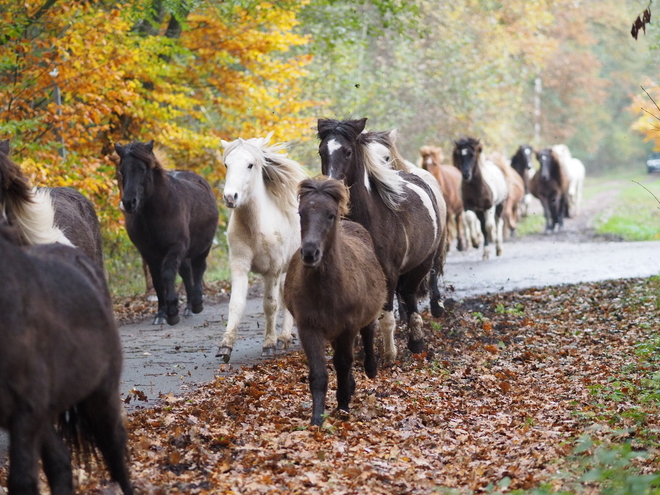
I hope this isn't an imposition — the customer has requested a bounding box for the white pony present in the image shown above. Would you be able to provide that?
[552,144,585,217]
[216,133,308,362]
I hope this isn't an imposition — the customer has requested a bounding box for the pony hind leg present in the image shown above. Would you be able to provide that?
[276,273,294,350]
[161,247,185,325]
[360,321,378,379]
[41,424,73,495]
[261,274,280,356]
[78,388,133,495]
[189,251,210,314]
[178,258,195,317]
[398,270,428,354]
[147,260,167,325]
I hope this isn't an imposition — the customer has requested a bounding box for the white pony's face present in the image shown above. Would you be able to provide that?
[222,145,259,208]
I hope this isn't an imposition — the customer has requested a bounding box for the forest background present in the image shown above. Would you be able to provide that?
[1,0,659,293]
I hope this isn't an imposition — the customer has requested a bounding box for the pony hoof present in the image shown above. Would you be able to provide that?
[407,338,424,354]
[166,314,180,326]
[310,416,324,427]
[276,339,289,350]
[153,315,166,325]
[430,300,445,318]
[365,363,378,379]
[261,346,275,357]
[192,303,203,314]
[183,307,192,317]
[496,247,502,256]
[216,346,232,362]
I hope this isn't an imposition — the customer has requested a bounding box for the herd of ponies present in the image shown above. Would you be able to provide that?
[0,119,585,493]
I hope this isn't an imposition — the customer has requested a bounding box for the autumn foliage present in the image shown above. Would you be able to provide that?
[0,0,315,235]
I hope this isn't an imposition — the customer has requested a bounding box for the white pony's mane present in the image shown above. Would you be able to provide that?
[5,188,73,246]
[361,136,405,211]
[222,133,308,212]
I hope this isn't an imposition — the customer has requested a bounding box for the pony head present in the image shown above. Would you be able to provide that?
[297,176,349,268]
[419,145,444,173]
[535,148,557,181]
[452,137,482,182]
[114,140,161,213]
[0,139,33,214]
[317,118,367,182]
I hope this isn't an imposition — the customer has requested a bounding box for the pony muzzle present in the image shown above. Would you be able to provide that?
[300,243,322,268]
[223,191,239,208]
[122,197,139,213]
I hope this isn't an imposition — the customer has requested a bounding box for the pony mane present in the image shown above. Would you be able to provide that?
[7,188,73,246]
[317,118,366,143]
[0,146,72,246]
[419,145,444,167]
[358,131,405,211]
[223,134,308,212]
[121,141,169,171]
[299,176,350,217]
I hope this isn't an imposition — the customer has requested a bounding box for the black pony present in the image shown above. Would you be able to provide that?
[317,118,442,365]
[510,144,535,218]
[0,139,104,269]
[114,140,219,325]
[0,226,132,494]
[530,147,569,233]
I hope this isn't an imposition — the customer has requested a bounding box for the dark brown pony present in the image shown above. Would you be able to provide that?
[419,145,466,251]
[284,177,386,426]
[114,140,219,325]
[0,226,132,494]
[318,118,442,364]
[0,139,104,268]
[530,147,569,232]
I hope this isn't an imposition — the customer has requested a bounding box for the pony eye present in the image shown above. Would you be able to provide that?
[328,213,336,221]
[248,163,254,169]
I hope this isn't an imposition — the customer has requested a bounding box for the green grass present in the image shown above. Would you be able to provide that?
[594,174,660,241]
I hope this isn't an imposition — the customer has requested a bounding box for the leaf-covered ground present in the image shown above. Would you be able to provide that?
[4,278,660,494]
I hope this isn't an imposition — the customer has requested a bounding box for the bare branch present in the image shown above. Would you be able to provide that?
[632,179,660,209]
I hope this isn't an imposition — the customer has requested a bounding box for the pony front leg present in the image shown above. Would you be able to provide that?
[276,273,294,350]
[495,208,504,257]
[300,329,329,426]
[261,274,280,356]
[8,412,43,494]
[333,332,356,413]
[148,262,167,325]
[216,262,250,362]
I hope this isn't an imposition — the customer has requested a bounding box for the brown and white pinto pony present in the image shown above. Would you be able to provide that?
[0,139,104,268]
[284,177,386,426]
[452,137,508,259]
[419,145,466,251]
[362,130,448,319]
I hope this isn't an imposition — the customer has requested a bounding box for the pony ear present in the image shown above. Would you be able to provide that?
[354,118,367,134]
[0,139,9,155]
[145,140,154,153]
[264,131,274,144]
[220,139,229,149]
[389,129,399,141]
[114,143,125,158]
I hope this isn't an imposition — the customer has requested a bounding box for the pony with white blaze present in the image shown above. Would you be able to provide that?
[216,133,308,362]
[552,144,585,217]
[452,137,508,260]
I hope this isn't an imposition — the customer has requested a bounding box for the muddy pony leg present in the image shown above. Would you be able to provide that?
[261,274,280,357]
[190,250,210,314]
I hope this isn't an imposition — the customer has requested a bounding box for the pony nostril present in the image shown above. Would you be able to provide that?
[233,193,238,201]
